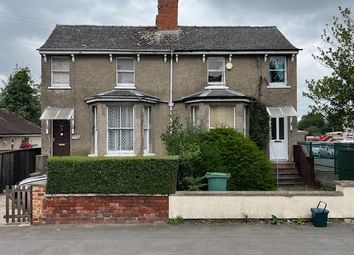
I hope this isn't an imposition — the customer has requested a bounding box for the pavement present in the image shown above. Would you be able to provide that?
[0,223,354,255]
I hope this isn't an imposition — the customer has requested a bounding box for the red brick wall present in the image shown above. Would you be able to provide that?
[31,186,169,224]
[156,0,179,30]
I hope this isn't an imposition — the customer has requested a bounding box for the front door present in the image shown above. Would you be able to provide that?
[53,120,70,156]
[270,116,288,161]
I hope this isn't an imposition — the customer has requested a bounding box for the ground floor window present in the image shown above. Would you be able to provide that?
[191,106,200,126]
[107,105,134,153]
[209,105,235,129]
[143,106,151,153]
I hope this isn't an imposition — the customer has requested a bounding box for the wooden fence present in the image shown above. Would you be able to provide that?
[0,148,41,190]
[3,185,31,223]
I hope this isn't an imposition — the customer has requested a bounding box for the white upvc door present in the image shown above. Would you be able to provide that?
[270,116,288,161]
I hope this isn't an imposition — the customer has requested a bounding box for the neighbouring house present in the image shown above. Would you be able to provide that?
[39,0,299,161]
[0,109,41,151]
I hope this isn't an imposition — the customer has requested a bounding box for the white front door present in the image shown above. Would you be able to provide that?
[270,116,288,161]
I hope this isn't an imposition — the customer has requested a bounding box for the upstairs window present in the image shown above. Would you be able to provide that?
[116,58,135,88]
[269,56,287,87]
[207,57,225,85]
[51,57,70,88]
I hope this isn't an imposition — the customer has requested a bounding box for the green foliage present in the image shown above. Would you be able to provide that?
[298,110,327,135]
[181,176,206,191]
[46,156,179,194]
[0,66,40,125]
[161,116,275,191]
[167,215,184,225]
[294,218,307,225]
[304,7,354,129]
[195,128,275,191]
[249,101,270,150]
[270,215,283,225]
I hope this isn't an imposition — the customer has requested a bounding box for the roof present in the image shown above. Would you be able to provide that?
[0,109,41,135]
[85,89,161,104]
[39,25,299,52]
[182,89,254,103]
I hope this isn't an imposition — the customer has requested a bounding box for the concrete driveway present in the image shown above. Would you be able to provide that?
[0,223,354,255]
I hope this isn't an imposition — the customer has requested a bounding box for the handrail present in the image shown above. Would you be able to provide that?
[293,145,315,187]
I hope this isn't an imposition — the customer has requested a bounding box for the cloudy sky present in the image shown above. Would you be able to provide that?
[0,0,352,115]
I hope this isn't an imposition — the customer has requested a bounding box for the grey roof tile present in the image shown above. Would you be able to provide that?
[85,89,160,103]
[40,25,299,52]
[182,89,253,102]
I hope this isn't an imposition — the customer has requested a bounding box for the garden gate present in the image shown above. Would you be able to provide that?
[3,185,31,224]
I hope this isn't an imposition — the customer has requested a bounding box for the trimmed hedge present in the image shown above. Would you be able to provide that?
[46,156,179,194]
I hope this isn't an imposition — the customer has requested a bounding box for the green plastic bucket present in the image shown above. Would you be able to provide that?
[311,201,329,227]
[205,172,231,191]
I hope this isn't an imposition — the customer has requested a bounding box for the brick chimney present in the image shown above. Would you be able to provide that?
[156,0,179,30]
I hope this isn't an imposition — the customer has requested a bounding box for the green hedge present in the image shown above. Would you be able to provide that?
[46,156,179,194]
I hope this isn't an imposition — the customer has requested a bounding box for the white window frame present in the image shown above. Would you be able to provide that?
[268,56,288,88]
[208,105,236,129]
[206,57,226,87]
[50,57,71,89]
[107,105,134,155]
[116,57,135,89]
[191,106,199,126]
[143,106,151,154]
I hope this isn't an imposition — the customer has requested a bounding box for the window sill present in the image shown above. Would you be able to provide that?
[104,153,136,157]
[48,86,71,90]
[115,85,136,90]
[205,85,229,90]
[267,85,291,89]
[88,154,98,157]
[143,152,155,156]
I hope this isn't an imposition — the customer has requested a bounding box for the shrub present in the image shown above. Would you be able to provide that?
[46,156,179,194]
[249,101,270,151]
[195,128,275,191]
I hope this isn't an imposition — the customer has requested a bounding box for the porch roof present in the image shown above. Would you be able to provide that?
[40,107,74,120]
[267,107,297,117]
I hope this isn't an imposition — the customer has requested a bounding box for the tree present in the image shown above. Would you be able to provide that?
[0,66,40,125]
[298,111,327,135]
[304,7,354,129]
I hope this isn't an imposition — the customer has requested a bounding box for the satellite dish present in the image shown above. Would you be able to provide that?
[226,62,233,70]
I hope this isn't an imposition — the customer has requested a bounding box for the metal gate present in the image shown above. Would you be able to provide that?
[3,185,31,224]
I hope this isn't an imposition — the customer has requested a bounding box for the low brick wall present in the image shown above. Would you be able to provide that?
[32,186,168,224]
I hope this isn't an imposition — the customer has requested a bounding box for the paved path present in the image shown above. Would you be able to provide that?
[0,223,354,255]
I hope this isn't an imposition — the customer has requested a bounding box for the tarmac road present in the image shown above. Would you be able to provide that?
[1,223,354,255]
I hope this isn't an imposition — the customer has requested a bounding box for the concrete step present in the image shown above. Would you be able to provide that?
[273,170,300,175]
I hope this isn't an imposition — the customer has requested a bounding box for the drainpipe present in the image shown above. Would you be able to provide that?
[168,51,174,113]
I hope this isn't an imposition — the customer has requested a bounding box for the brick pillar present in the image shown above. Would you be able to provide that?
[31,185,46,225]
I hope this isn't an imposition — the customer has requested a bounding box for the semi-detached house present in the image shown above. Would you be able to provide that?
[39,0,300,161]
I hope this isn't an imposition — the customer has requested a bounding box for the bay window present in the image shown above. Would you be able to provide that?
[107,105,134,154]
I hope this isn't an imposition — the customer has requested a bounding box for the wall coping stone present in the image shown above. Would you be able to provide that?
[172,191,343,197]
[45,193,168,197]
[334,181,354,187]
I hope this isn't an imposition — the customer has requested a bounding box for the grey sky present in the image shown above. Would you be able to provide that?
[0,0,353,115]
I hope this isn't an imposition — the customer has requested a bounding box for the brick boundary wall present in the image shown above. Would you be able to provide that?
[31,185,169,225]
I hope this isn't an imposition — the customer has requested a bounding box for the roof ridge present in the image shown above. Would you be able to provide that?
[0,108,40,130]
[55,24,277,29]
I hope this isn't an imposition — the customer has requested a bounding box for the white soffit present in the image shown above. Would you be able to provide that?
[40,107,74,120]
[267,107,297,117]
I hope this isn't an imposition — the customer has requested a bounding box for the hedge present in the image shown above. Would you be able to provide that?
[46,156,179,194]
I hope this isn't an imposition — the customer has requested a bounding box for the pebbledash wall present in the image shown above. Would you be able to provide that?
[32,181,354,225]
[31,186,168,224]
